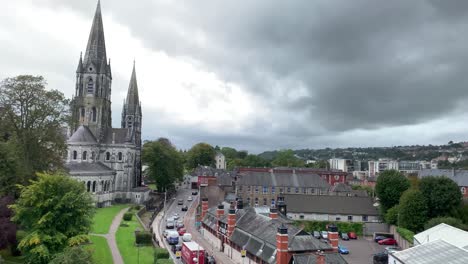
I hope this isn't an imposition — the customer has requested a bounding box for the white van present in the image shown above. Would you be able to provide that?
[167,230,179,245]
[182,233,192,242]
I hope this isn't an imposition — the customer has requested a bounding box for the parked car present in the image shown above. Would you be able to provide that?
[378,238,397,245]
[178,227,187,236]
[187,196,193,201]
[177,199,183,205]
[313,231,321,239]
[374,236,387,242]
[373,252,388,264]
[338,245,349,254]
[172,214,180,220]
[340,232,349,240]
[166,220,175,229]
[181,205,188,211]
[321,231,328,239]
[192,191,198,195]
[347,232,357,239]
[385,246,401,254]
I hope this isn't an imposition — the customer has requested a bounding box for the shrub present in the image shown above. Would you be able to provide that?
[396,227,414,243]
[294,220,363,236]
[154,248,170,261]
[156,259,174,264]
[385,205,399,225]
[123,212,133,221]
[133,205,142,211]
[425,217,468,231]
[135,231,152,245]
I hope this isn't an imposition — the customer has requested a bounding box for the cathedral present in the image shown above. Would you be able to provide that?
[65,1,149,207]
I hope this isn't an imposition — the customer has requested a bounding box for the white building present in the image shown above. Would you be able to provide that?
[368,159,399,177]
[328,158,354,172]
[215,152,226,169]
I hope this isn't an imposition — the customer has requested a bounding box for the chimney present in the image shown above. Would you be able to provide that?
[227,204,236,237]
[201,198,209,219]
[236,197,244,210]
[327,224,339,252]
[270,206,278,219]
[315,251,326,264]
[276,224,289,264]
[216,203,225,237]
[277,195,287,216]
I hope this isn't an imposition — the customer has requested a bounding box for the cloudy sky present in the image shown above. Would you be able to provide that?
[2,0,468,152]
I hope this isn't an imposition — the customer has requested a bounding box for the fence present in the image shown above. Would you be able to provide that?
[363,222,389,236]
[389,225,413,249]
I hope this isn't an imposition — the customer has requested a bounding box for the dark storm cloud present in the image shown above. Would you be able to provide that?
[15,0,468,149]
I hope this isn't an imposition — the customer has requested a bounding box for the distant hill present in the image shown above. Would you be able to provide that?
[258,142,468,162]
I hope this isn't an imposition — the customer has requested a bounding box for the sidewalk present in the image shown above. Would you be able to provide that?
[184,202,236,264]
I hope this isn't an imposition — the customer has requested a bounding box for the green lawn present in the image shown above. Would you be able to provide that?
[91,204,129,234]
[86,235,113,264]
[148,184,157,190]
[116,210,154,264]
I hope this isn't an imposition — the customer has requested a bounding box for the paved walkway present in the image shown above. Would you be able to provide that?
[91,207,129,264]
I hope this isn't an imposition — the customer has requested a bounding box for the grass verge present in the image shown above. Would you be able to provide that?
[85,235,113,264]
[91,204,129,234]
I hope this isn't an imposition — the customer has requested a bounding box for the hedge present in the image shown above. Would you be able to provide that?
[135,231,152,245]
[396,227,414,243]
[156,260,173,264]
[123,212,133,221]
[294,220,363,236]
[154,248,170,261]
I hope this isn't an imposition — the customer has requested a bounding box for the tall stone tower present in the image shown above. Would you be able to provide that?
[122,63,143,187]
[71,0,112,141]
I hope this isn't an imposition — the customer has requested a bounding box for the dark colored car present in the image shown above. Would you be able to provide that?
[313,231,321,239]
[373,252,388,264]
[181,205,188,211]
[206,256,216,264]
[192,191,198,195]
[177,199,183,205]
[171,244,182,253]
[374,236,387,242]
[340,232,349,240]
[348,232,357,239]
[378,238,397,245]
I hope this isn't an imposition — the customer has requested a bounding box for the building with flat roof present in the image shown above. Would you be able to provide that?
[389,239,468,264]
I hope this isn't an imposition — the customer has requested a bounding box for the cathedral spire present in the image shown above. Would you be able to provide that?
[84,0,107,68]
[125,62,140,108]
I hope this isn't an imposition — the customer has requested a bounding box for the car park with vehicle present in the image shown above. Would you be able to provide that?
[338,245,349,254]
[340,232,349,240]
[313,231,321,239]
[378,238,397,245]
[347,232,357,239]
[321,231,328,239]
[374,235,387,242]
[373,252,388,264]
[385,246,401,253]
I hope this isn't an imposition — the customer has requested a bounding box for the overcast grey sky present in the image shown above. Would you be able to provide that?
[2,0,468,152]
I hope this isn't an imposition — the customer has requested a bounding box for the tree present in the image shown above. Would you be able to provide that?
[0,75,69,184]
[49,246,94,264]
[221,147,238,160]
[424,217,467,231]
[271,149,304,167]
[398,189,428,232]
[0,195,16,250]
[142,138,184,192]
[10,173,95,264]
[419,176,462,218]
[0,142,19,196]
[187,143,215,169]
[385,205,399,225]
[375,170,410,213]
[305,160,328,169]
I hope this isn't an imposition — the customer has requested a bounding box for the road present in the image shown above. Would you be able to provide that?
[153,180,197,263]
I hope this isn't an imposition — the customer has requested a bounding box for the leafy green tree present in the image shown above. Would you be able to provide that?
[0,75,69,184]
[419,176,462,218]
[221,147,238,160]
[10,173,95,264]
[424,217,467,231]
[398,189,428,232]
[243,154,270,167]
[305,160,328,169]
[237,150,248,159]
[142,138,184,192]
[49,246,94,264]
[187,143,215,169]
[0,142,19,196]
[375,170,410,213]
[385,205,399,225]
[271,149,304,167]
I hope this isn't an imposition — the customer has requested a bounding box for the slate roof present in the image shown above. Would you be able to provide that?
[293,253,348,264]
[192,166,235,186]
[237,171,330,188]
[66,161,115,176]
[391,239,468,264]
[103,128,129,144]
[330,183,352,192]
[283,194,380,216]
[419,169,468,186]
[68,126,97,143]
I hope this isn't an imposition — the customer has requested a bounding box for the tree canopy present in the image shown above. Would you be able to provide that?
[424,216,468,231]
[49,246,94,264]
[271,149,304,167]
[10,173,95,264]
[398,189,428,232]
[375,170,410,213]
[187,142,215,169]
[142,138,184,192]
[0,75,69,186]
[419,176,462,218]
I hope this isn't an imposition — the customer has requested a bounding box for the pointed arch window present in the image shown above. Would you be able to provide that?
[73,151,77,160]
[87,78,94,94]
[82,151,87,160]
[92,107,97,122]
[106,152,110,161]
[118,152,122,161]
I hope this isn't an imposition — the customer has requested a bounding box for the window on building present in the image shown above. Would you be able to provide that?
[73,151,77,160]
[82,151,87,160]
[303,187,307,194]
[263,186,268,194]
[118,152,122,161]
[92,107,97,122]
[336,217,341,221]
[263,198,267,206]
[287,187,291,193]
[295,187,299,194]
[247,197,251,205]
[92,181,96,192]
[311,188,315,194]
[247,186,251,193]
[299,214,305,220]
[271,199,275,206]
[279,188,283,194]
[91,151,95,160]
[255,197,258,206]
[106,152,110,161]
[238,185,243,192]
[363,215,368,222]
[87,78,94,94]
[348,215,353,221]
[255,186,259,194]
[87,181,91,192]
[272,187,276,194]
[462,187,466,194]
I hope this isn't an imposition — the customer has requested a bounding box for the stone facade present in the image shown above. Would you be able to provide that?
[65,1,148,207]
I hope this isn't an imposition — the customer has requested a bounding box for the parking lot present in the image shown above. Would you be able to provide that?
[339,236,387,264]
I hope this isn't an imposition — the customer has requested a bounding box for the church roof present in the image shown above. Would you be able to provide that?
[84,0,107,69]
[102,128,130,144]
[66,162,115,176]
[69,125,97,143]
